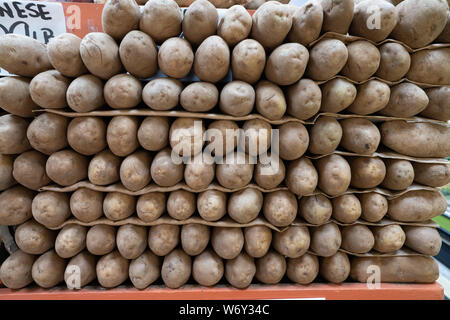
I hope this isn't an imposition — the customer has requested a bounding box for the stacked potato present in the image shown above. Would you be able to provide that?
[0,0,449,290]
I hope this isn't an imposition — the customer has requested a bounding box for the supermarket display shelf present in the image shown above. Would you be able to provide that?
[0,283,444,300]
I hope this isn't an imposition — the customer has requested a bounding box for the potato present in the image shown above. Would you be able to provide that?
[341,41,380,82]
[184,153,215,190]
[242,225,271,259]
[219,81,255,117]
[350,157,386,189]
[88,150,121,186]
[265,43,309,86]
[205,120,239,157]
[137,117,169,152]
[287,79,321,120]
[27,113,67,155]
[404,226,441,256]
[254,154,285,189]
[251,1,292,49]
[32,250,66,288]
[407,48,450,85]
[117,224,147,259]
[107,116,139,157]
[380,83,429,118]
[140,0,181,43]
[15,220,56,254]
[0,250,35,289]
[340,118,380,155]
[306,39,348,81]
[381,159,414,191]
[286,157,318,197]
[193,249,224,286]
[67,117,107,156]
[255,250,286,284]
[13,151,50,190]
[278,122,309,161]
[273,226,310,258]
[231,40,265,85]
[0,186,33,225]
[372,225,405,253]
[351,256,439,283]
[32,191,70,228]
[319,0,354,34]
[148,224,180,256]
[240,119,271,157]
[225,252,256,288]
[102,0,140,40]
[332,194,362,223]
[310,223,341,257]
[391,0,449,48]
[96,251,129,288]
[388,190,446,222]
[55,224,87,258]
[66,75,105,113]
[120,151,152,191]
[216,152,254,189]
[181,224,210,256]
[180,82,218,112]
[320,252,350,283]
[104,74,142,109]
[158,38,194,79]
[288,1,323,45]
[137,192,166,222]
[255,81,286,120]
[287,253,319,285]
[212,227,244,259]
[142,78,183,111]
[103,192,136,221]
[420,87,450,121]
[308,117,342,155]
[218,5,252,46]
[197,190,227,222]
[0,34,51,77]
[341,225,374,254]
[413,162,450,187]
[129,251,160,289]
[375,43,411,82]
[346,80,390,115]
[0,77,36,117]
[47,33,87,77]
[0,155,15,191]
[119,30,158,79]
[64,251,97,288]
[0,115,30,155]
[359,192,388,222]
[169,118,205,157]
[182,0,218,46]
[381,121,450,158]
[226,188,262,223]
[299,194,332,225]
[166,190,196,220]
[194,36,230,83]
[316,154,351,196]
[80,32,122,80]
[319,78,356,113]
[263,190,298,227]
[161,249,191,289]
[46,150,88,186]
[436,12,450,42]
[151,148,184,187]
[86,224,116,255]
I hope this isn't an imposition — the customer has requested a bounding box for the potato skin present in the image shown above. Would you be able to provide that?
[106,116,139,157]
[167,190,196,220]
[0,186,33,225]
[205,120,239,157]
[27,113,68,155]
[140,0,182,43]
[104,74,142,109]
[212,227,244,260]
[64,251,97,288]
[116,224,147,260]
[193,249,224,287]
[129,251,161,289]
[88,150,121,186]
[120,151,152,191]
[299,194,332,225]
[170,118,205,157]
[46,150,88,186]
[96,251,129,288]
[136,192,166,222]
[15,220,56,255]
[55,224,87,259]
[278,122,309,161]
[375,43,411,82]
[273,226,310,258]
[341,41,380,82]
[86,224,116,255]
[332,194,362,223]
[319,78,356,113]
[102,0,140,40]
[244,226,272,258]
[66,75,105,113]
[194,36,230,83]
[319,0,354,34]
[288,1,323,45]
[420,87,450,121]
[341,225,375,254]
[255,80,285,120]
[182,0,218,46]
[0,250,35,289]
[103,192,136,221]
[310,223,341,257]
[32,249,66,288]
[181,224,210,256]
[47,33,87,77]
[350,157,386,189]
[150,148,184,187]
[180,82,218,112]
[138,117,169,151]
[0,77,36,117]
[143,78,183,111]
[232,39,266,85]
[287,253,319,285]
[286,157,318,197]
[346,80,390,115]
[381,159,414,191]
[372,225,406,253]
[316,154,351,196]
[263,190,298,227]
[320,252,350,284]
[158,38,193,79]
[225,252,256,288]
[407,48,450,85]
[13,151,50,190]
[340,118,380,155]
[404,226,442,256]
[255,250,286,285]
[228,188,263,224]
[380,83,429,118]
[32,191,70,228]
[254,154,285,189]
[161,249,192,289]
[413,162,450,187]
[67,117,107,156]
[216,152,254,189]
[218,5,252,46]
[359,192,388,223]
[240,119,272,157]
[308,117,342,155]
[197,190,227,222]
[306,39,348,81]
[287,79,321,120]
[0,34,51,77]
[29,70,70,109]
[436,12,450,42]
[148,225,180,256]
[0,155,15,191]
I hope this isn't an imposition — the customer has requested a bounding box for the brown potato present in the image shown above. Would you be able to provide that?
[129,251,161,289]
[437,12,450,42]
[0,186,33,225]
[350,157,386,189]
[240,119,272,157]
[219,81,255,117]
[310,223,342,257]
[244,226,272,258]
[341,225,374,254]
[180,82,218,112]
[216,152,254,189]
[67,117,106,156]
[194,36,230,83]
[316,154,351,196]
[228,188,263,224]
[341,41,380,82]
[181,224,210,256]
[140,0,182,43]
[232,40,266,85]
[255,250,286,284]
[413,162,450,187]
[197,190,227,222]
[138,117,170,152]
[306,39,348,81]
[0,115,30,155]
[273,226,310,258]
[254,154,285,189]
[169,118,205,157]
[372,225,405,253]
[32,249,66,288]
[212,227,244,259]
[205,120,239,157]
[103,192,135,221]
[287,79,321,120]
[86,224,116,255]
[148,224,180,256]
[308,117,342,155]
[407,48,450,85]
[404,226,442,256]
[319,78,357,113]
[47,33,87,77]
[320,252,350,283]
[117,224,147,259]
[64,251,97,288]
[27,113,67,155]
[263,190,298,227]
[182,0,218,46]
[158,38,194,79]
[0,76,36,117]
[218,5,252,46]
[278,122,309,161]
[137,192,166,222]
[104,74,142,109]
[288,1,323,45]
[319,0,354,34]
[0,250,35,289]
[286,157,318,197]
[375,43,411,82]
[332,194,362,223]
[254,81,285,120]
[193,249,224,286]
[102,0,140,40]
[299,194,333,225]
[120,151,152,191]
[143,78,183,111]
[359,192,388,222]
[340,118,380,155]
[380,83,429,118]
[32,191,70,228]
[287,253,319,285]
[167,190,196,220]
[420,87,450,121]
[346,80,391,115]
[225,252,256,288]
[151,148,184,187]
[88,150,121,186]
[46,150,88,186]
[184,153,215,190]
[0,155,15,191]
[119,30,158,79]
[66,75,105,113]
[381,159,414,191]
[55,224,87,258]
[15,220,56,254]
[161,249,191,289]
[96,251,129,288]
[13,151,50,190]
[107,116,139,157]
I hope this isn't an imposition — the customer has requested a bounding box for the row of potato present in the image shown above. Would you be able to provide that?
[0,221,441,289]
